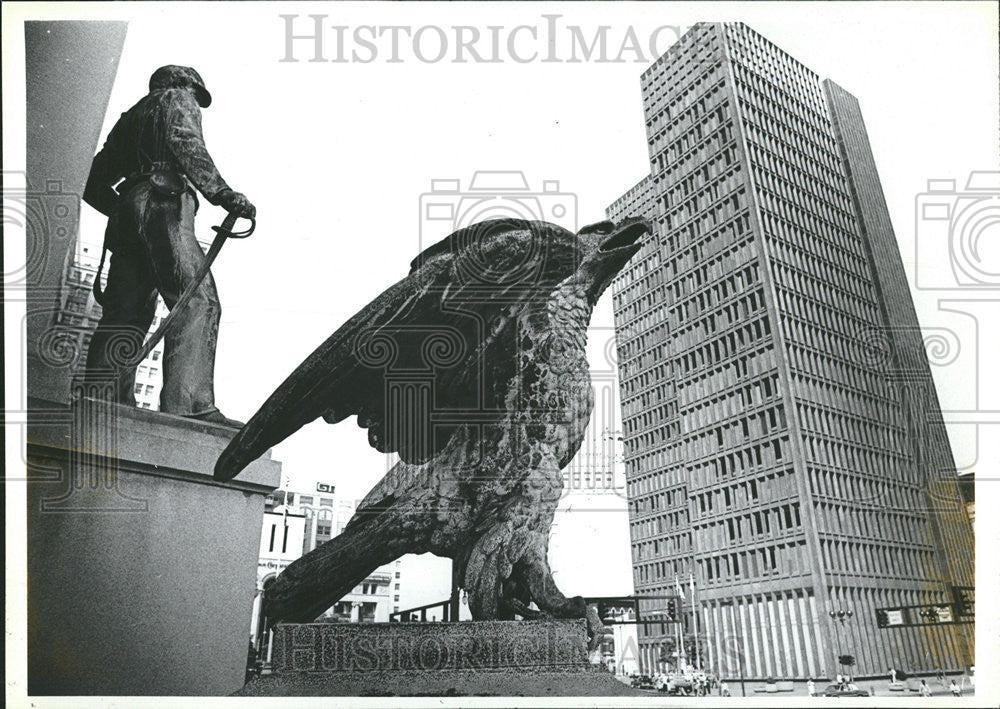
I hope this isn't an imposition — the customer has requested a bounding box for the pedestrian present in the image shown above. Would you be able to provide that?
[919,679,931,697]
[720,680,730,697]
[807,678,815,697]
[950,679,961,697]
[80,65,255,425]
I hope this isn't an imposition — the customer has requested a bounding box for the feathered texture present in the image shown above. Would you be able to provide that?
[216,219,583,480]
[217,216,650,650]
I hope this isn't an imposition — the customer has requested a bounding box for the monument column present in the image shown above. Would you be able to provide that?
[23,21,127,403]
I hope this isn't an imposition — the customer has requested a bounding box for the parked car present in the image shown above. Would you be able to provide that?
[631,675,656,690]
[824,683,872,697]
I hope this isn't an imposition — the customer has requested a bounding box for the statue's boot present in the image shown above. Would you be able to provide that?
[186,409,243,427]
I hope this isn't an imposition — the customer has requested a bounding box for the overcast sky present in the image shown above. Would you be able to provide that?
[7,1,1000,607]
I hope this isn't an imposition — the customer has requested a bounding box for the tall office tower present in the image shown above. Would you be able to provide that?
[608,22,974,679]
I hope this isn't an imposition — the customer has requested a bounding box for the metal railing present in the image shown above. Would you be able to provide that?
[389,595,461,623]
[388,594,681,625]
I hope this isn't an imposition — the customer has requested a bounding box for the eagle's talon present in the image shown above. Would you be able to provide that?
[503,596,542,619]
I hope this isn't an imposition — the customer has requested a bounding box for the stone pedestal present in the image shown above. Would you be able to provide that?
[236,620,643,696]
[271,619,591,672]
[27,397,280,695]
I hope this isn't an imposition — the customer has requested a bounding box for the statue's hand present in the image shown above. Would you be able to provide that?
[217,188,256,219]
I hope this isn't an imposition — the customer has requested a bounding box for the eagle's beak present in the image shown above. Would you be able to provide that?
[581,218,652,305]
[599,218,651,256]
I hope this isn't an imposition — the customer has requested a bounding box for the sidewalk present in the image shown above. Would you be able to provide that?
[716,675,973,698]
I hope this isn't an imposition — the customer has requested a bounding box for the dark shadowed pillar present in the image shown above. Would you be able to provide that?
[24,21,127,403]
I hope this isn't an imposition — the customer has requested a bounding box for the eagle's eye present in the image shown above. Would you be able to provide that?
[577,220,616,237]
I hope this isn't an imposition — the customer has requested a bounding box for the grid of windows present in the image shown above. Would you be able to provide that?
[609,22,973,679]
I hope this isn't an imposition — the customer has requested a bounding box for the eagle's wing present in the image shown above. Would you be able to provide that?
[215,218,582,481]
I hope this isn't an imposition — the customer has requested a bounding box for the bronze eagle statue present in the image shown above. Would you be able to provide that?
[215,216,651,648]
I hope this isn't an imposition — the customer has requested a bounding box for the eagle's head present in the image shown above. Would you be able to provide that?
[572,217,652,305]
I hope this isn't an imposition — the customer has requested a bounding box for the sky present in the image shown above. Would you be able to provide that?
[6,1,1000,609]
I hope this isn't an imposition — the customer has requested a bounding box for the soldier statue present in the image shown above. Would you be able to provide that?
[80,65,254,425]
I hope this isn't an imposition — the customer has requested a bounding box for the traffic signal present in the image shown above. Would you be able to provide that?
[954,588,973,617]
[919,606,939,623]
[875,609,889,628]
[665,597,677,621]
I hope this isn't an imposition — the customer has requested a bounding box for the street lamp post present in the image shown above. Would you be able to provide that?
[718,599,746,697]
[737,636,746,697]
[829,608,854,680]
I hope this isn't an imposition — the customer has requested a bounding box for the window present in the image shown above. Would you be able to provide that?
[394,595,399,602]
[134,383,143,394]
[299,496,314,506]
[316,524,331,537]
[268,524,276,552]
[152,350,161,361]
[395,572,400,578]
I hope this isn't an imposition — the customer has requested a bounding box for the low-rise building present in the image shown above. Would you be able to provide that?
[251,482,402,641]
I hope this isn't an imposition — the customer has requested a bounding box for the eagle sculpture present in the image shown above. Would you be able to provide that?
[215,216,651,649]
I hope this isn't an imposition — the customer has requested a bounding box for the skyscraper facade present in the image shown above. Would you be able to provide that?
[608,22,974,679]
